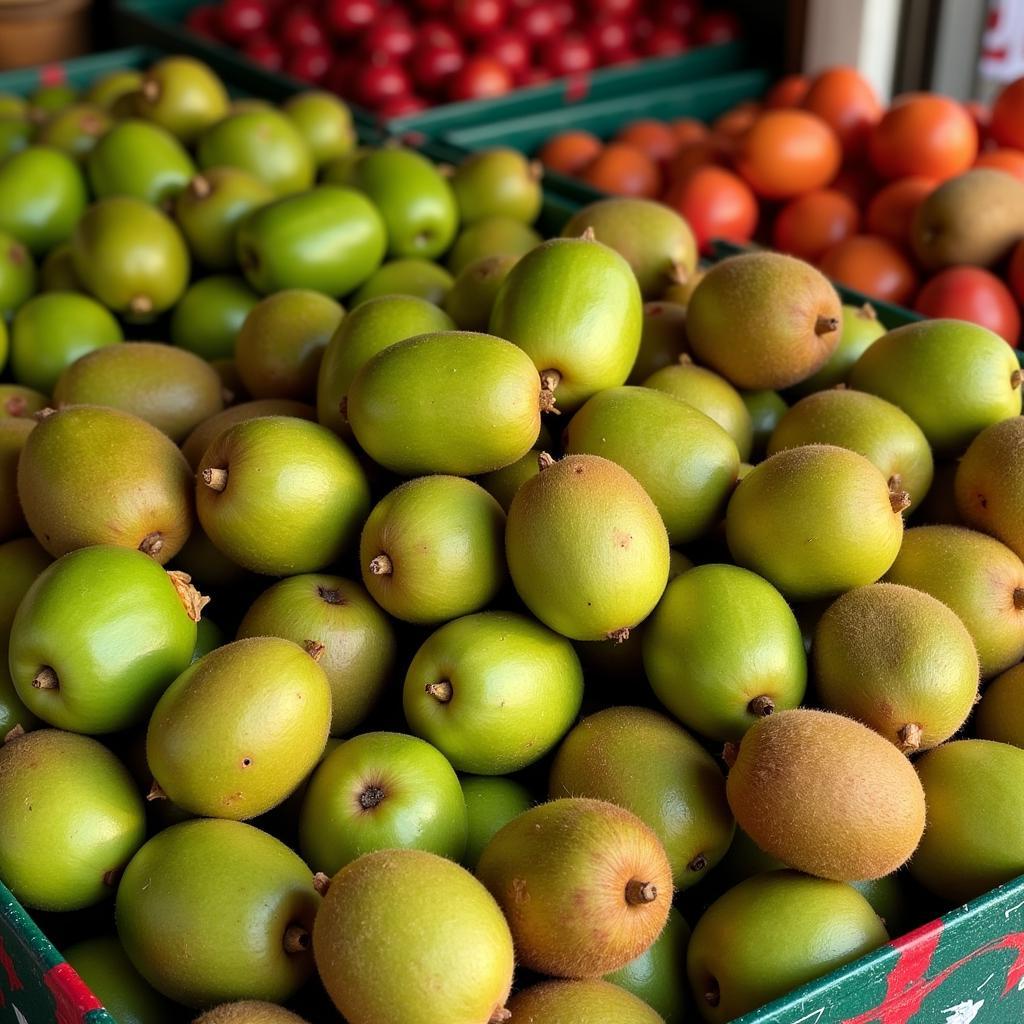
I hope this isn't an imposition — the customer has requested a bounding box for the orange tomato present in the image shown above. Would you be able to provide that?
[772,189,860,263]
[614,119,678,163]
[734,109,842,200]
[668,137,730,180]
[802,66,882,158]
[865,177,938,248]
[669,118,709,149]
[819,235,918,305]
[537,131,603,175]
[915,267,1021,347]
[1009,240,1024,306]
[764,74,811,109]
[974,148,1024,182]
[712,102,760,139]
[663,165,758,254]
[830,163,880,207]
[580,143,661,198]
[868,94,978,180]
[991,77,1024,150]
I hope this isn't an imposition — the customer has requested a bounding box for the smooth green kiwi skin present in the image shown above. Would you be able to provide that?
[975,662,1024,747]
[910,739,1024,904]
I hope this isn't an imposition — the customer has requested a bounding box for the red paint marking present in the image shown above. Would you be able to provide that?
[0,935,24,1007]
[38,65,68,88]
[43,963,101,1024]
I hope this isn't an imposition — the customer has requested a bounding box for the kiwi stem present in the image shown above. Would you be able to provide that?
[887,473,903,492]
[667,261,689,285]
[426,680,453,703]
[537,451,555,471]
[146,780,167,802]
[189,174,212,199]
[897,723,923,754]
[129,294,153,317]
[705,977,721,1008]
[202,467,228,492]
[141,78,160,102]
[538,388,559,414]
[1013,370,1022,390]
[4,396,26,417]
[814,314,840,336]
[889,489,912,514]
[102,868,121,888]
[540,369,561,393]
[318,586,344,605]
[489,1009,512,1024]
[303,640,326,662]
[678,352,694,365]
[338,396,348,421]
[167,570,210,623]
[313,871,331,896]
[722,742,739,769]
[625,880,658,905]
[283,926,310,954]
[35,407,56,421]
[3,725,25,743]
[859,303,877,321]
[747,695,775,718]
[1014,587,1024,611]
[688,853,708,873]
[579,226,596,242]
[32,667,58,690]
[607,627,631,644]
[528,159,544,182]
[369,554,393,577]
[359,785,386,810]
[138,532,164,558]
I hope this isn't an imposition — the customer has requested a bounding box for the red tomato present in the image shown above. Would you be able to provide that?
[868,94,977,180]
[772,189,860,263]
[915,267,1021,347]
[663,165,758,253]
[819,235,918,305]
[802,66,882,158]
[974,148,1024,182]
[764,74,810,109]
[735,109,842,199]
[865,177,938,249]
[1010,240,1024,306]
[991,78,1024,150]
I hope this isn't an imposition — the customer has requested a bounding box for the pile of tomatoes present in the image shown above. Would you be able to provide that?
[539,68,1024,345]
[184,0,742,116]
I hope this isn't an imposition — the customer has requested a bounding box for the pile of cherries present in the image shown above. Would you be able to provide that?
[184,0,742,115]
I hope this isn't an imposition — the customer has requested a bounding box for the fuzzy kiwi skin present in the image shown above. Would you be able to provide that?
[685,252,842,390]
[506,979,665,1024]
[885,525,1024,678]
[725,444,905,601]
[194,1002,309,1024]
[476,798,673,979]
[975,662,1024,747]
[910,740,1024,904]
[726,709,927,882]
[955,415,1024,559]
[813,583,980,752]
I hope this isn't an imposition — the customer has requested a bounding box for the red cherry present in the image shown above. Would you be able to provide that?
[286,42,332,81]
[588,18,630,59]
[692,10,742,45]
[418,19,461,50]
[184,4,222,38]
[416,0,449,11]
[242,35,284,69]
[363,18,416,58]
[641,25,688,56]
[324,0,379,36]
[592,0,638,16]
[550,0,575,27]
[323,55,360,94]
[454,0,508,36]
[219,0,268,40]
[541,33,596,77]
[448,56,514,101]
[279,8,326,49]
[515,1,560,40]
[377,93,430,117]
[653,0,700,30]
[358,58,413,107]
[478,29,532,77]
[411,44,465,93]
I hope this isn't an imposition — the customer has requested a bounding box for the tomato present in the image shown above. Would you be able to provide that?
[1010,240,1024,306]
[865,177,938,249]
[915,267,1021,346]
[991,78,1024,150]
[819,235,918,305]
[668,136,729,180]
[580,142,661,197]
[537,131,603,175]
[669,117,709,149]
[764,74,810,109]
[614,119,678,162]
[734,109,842,199]
[830,163,879,207]
[868,94,977,180]
[801,66,882,159]
[974,148,1024,182]
[772,189,860,263]
[664,165,758,253]
[712,102,760,139]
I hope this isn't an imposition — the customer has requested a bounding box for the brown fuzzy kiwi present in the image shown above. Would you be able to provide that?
[726,708,926,881]
[193,1002,309,1024]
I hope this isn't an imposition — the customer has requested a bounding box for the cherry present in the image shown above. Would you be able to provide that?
[448,56,514,101]
[219,0,268,40]
[454,0,508,36]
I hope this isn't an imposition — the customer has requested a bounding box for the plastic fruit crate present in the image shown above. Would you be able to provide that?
[111,0,755,133]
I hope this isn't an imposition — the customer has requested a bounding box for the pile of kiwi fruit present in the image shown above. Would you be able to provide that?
[0,52,1023,1024]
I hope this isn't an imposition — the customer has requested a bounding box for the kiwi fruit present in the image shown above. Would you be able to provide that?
[17,405,194,563]
[0,416,34,542]
[786,302,886,398]
[505,454,670,642]
[442,253,519,331]
[313,849,514,1024]
[742,389,788,459]
[726,709,927,881]
[477,448,543,512]
[910,739,1024,904]
[813,583,979,752]
[914,459,961,525]
[506,979,665,1023]
[955,415,1024,559]
[549,706,735,888]
[628,301,688,385]
[194,1003,309,1024]
[885,525,1024,678]
[975,662,1024,747]
[685,252,842,390]
[767,389,933,512]
[476,797,672,978]
[725,444,906,601]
